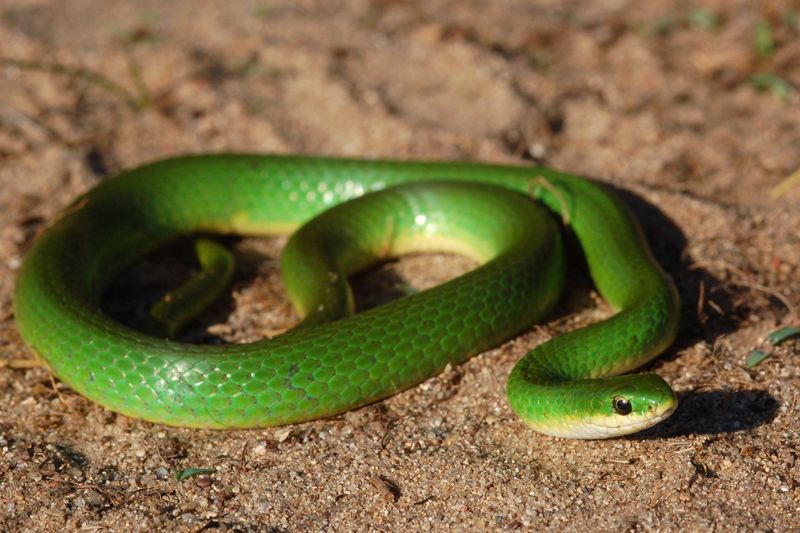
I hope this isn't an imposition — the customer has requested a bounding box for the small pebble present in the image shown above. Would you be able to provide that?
[179,512,201,524]
[252,443,267,455]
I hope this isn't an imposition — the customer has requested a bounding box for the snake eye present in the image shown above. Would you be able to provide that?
[613,396,632,415]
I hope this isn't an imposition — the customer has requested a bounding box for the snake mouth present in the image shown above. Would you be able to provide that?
[527,397,679,440]
[565,394,679,439]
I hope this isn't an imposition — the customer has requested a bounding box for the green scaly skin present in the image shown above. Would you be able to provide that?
[13,155,680,439]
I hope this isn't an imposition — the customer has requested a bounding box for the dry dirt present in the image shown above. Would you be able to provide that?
[1,0,799,531]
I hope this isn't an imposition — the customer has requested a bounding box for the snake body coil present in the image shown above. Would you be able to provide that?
[14,155,680,438]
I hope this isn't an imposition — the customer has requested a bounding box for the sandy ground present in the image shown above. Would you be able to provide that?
[1,0,799,531]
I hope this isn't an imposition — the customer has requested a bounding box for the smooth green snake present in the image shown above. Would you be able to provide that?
[13,155,680,439]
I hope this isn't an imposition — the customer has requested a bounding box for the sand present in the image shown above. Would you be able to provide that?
[1,0,799,531]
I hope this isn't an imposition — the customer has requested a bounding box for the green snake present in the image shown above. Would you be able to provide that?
[13,155,681,439]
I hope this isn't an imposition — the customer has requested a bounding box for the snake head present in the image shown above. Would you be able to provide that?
[510,372,678,439]
[584,373,678,438]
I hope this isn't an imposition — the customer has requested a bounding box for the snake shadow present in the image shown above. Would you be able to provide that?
[632,388,779,438]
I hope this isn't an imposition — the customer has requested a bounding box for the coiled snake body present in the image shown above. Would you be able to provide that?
[14,155,680,439]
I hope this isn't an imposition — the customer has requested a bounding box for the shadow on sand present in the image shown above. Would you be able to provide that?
[634,388,779,438]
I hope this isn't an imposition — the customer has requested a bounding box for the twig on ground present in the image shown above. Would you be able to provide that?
[0,57,151,111]
[770,166,800,199]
